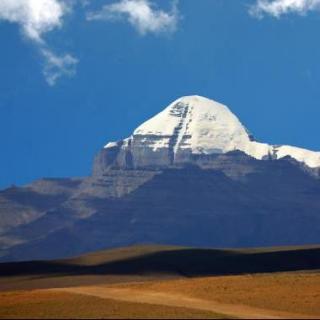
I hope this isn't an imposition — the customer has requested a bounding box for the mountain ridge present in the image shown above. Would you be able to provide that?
[1,95,320,262]
[99,95,320,173]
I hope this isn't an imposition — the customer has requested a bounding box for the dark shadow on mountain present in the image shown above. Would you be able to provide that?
[1,246,320,278]
[2,160,320,263]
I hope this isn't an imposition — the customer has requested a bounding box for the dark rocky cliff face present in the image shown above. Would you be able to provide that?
[1,151,320,262]
[94,145,262,176]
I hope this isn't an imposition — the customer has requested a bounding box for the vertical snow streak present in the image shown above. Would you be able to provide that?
[168,102,189,164]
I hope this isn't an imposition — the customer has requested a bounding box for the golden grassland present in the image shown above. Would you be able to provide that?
[119,271,320,317]
[0,272,319,319]
[1,245,320,319]
[0,290,225,319]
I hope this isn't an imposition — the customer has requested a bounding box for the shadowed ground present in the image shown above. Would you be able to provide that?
[1,245,320,280]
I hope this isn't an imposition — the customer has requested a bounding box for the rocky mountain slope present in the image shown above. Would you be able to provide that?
[1,96,320,262]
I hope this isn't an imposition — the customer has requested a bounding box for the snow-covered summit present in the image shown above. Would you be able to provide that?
[133,95,270,159]
[104,95,320,169]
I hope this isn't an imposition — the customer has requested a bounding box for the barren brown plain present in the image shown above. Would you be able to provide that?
[1,245,320,319]
[0,290,225,319]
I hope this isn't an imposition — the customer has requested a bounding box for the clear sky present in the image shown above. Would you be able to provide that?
[1,0,320,189]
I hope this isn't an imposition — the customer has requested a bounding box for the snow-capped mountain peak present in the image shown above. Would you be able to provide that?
[103,95,320,169]
[134,95,254,154]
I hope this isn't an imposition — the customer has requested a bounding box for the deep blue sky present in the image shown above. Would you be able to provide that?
[1,0,320,189]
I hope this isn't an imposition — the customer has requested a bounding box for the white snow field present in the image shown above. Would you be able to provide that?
[105,95,320,169]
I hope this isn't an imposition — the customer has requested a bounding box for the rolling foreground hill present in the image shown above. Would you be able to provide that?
[1,96,320,262]
[0,244,320,319]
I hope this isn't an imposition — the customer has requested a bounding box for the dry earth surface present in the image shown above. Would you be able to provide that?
[106,271,320,319]
[1,272,320,319]
[1,245,320,319]
[0,289,225,319]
